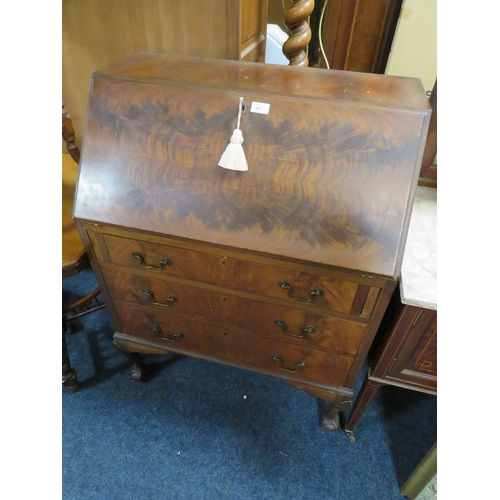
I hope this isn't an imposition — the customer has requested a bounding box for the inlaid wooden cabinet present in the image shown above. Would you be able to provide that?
[345,283,437,440]
[74,53,431,432]
[345,184,437,440]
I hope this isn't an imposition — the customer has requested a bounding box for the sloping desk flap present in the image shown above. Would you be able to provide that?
[74,54,431,279]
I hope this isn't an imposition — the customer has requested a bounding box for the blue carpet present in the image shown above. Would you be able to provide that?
[63,266,437,500]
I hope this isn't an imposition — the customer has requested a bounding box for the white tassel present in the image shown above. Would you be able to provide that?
[218,97,248,172]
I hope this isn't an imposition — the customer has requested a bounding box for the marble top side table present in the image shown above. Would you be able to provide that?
[344,186,437,442]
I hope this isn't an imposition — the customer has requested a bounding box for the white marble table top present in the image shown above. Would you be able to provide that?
[400,186,437,310]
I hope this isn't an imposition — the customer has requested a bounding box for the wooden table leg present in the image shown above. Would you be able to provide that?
[344,377,383,441]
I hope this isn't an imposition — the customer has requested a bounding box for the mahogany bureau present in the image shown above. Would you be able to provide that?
[73,53,431,433]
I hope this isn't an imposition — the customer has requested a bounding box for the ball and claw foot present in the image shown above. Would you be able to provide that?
[62,368,79,392]
[129,358,146,382]
[128,353,147,382]
[113,341,148,382]
[321,411,340,432]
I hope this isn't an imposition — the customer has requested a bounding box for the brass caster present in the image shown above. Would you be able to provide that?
[345,431,356,443]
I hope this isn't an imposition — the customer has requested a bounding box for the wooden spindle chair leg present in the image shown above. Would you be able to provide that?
[62,321,79,392]
[62,104,81,164]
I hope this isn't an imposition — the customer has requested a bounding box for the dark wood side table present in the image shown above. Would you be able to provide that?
[345,186,437,441]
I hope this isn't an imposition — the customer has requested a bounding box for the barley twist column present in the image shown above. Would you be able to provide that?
[282,0,315,66]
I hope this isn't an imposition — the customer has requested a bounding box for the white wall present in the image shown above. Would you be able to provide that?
[385,0,437,92]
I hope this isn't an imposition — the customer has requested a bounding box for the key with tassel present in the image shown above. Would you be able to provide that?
[218,97,248,172]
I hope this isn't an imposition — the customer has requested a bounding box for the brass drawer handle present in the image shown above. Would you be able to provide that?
[132,251,171,270]
[272,355,306,373]
[278,281,324,302]
[142,288,176,307]
[274,320,315,339]
[152,326,184,343]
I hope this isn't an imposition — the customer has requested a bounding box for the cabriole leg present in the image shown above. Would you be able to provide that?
[113,341,147,382]
[321,403,341,432]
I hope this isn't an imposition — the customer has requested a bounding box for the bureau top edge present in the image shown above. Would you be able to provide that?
[91,52,431,112]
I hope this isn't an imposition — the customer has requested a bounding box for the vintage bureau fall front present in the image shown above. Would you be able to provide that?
[74,53,430,432]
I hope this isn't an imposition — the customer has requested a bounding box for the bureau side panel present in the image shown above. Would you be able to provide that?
[74,222,122,331]
[343,277,397,388]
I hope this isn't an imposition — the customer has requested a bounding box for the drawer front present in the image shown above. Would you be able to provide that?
[103,233,366,315]
[223,294,366,356]
[102,268,367,356]
[104,233,226,283]
[227,335,353,387]
[102,268,227,324]
[223,259,360,315]
[113,301,351,387]
[114,302,228,359]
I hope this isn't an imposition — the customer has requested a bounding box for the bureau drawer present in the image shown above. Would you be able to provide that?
[113,302,228,359]
[102,268,367,355]
[102,268,226,324]
[227,335,353,387]
[102,233,369,315]
[223,294,366,356]
[104,233,225,282]
[113,302,352,387]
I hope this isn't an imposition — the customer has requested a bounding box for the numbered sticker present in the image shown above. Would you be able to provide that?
[250,102,271,115]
